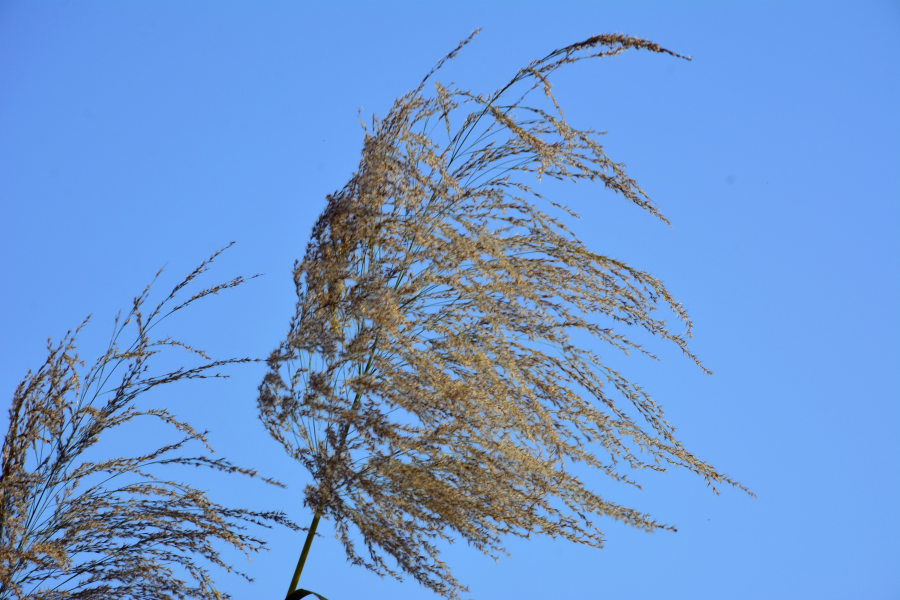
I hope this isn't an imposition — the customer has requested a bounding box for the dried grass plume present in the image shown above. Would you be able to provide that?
[260,32,753,599]
[1,244,298,600]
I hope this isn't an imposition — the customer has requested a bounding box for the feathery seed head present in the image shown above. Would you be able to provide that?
[260,32,750,599]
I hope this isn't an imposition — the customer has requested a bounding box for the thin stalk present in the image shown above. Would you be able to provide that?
[284,339,379,597]
[281,151,461,595]
[285,508,322,598]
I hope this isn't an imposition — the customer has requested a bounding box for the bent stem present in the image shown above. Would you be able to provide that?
[286,508,322,598]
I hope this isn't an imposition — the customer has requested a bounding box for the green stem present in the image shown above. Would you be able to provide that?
[284,334,379,597]
[286,508,322,598]
[282,168,443,597]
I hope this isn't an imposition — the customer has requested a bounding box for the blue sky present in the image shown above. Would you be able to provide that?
[1,2,898,599]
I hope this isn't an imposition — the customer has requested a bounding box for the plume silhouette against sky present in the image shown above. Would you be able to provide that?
[1,2,898,599]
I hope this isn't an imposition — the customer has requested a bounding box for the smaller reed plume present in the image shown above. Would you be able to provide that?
[0,244,298,600]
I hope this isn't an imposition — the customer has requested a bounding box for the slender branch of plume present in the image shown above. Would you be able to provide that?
[1,244,299,600]
[259,32,753,600]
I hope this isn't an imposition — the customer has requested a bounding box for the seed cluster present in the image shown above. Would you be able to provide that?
[259,33,751,599]
[1,245,297,600]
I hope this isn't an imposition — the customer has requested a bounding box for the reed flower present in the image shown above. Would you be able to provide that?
[0,244,298,600]
[259,33,752,599]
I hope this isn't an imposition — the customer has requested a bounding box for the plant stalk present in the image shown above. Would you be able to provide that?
[284,242,399,597]
[286,508,322,598]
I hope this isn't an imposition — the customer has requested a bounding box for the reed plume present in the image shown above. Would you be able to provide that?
[259,32,752,600]
[0,244,298,600]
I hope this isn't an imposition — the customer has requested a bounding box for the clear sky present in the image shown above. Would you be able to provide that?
[1,2,898,599]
